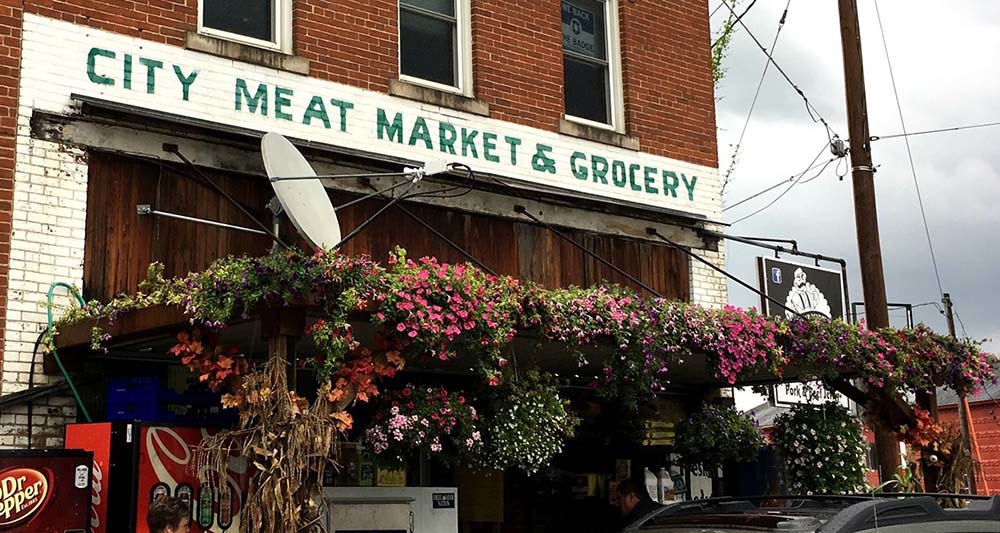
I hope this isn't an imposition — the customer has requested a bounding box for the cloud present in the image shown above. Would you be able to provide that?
[714,0,1000,353]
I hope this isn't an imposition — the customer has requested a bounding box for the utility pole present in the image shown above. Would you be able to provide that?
[944,293,978,494]
[837,0,901,485]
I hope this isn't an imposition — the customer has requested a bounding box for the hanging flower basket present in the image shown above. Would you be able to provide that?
[363,385,482,468]
[674,404,762,472]
[475,370,578,474]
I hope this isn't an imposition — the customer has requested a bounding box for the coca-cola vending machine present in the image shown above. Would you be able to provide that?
[0,449,92,532]
[65,422,250,533]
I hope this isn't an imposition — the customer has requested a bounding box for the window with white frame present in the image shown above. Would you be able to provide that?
[200,0,292,52]
[399,0,472,94]
[561,0,623,129]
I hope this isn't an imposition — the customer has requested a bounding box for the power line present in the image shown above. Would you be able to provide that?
[646,228,806,318]
[871,121,1000,142]
[711,0,759,48]
[723,142,832,212]
[728,156,835,225]
[717,0,838,141]
[873,0,944,297]
[722,0,791,188]
[953,308,970,339]
[710,1,725,18]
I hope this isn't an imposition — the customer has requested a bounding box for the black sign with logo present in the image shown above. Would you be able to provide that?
[756,257,846,320]
[432,492,456,509]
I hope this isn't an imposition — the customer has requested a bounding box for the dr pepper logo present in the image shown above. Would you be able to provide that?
[0,468,49,528]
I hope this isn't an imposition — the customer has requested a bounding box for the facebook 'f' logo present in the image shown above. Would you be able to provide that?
[771,267,782,284]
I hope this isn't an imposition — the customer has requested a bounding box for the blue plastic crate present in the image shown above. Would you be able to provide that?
[107,377,163,422]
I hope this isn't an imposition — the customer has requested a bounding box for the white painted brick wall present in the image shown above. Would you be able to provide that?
[0,104,89,448]
[690,238,727,309]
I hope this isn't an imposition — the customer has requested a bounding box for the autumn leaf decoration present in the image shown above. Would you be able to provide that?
[169,328,248,393]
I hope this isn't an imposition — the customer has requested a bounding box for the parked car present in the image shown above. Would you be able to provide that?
[623,494,1000,533]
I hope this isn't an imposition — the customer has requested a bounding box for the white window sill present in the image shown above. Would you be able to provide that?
[559,117,639,151]
[185,32,309,75]
[389,79,489,117]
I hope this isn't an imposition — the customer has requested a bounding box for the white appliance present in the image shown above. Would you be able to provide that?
[324,487,459,533]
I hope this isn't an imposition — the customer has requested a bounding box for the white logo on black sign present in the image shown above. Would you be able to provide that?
[784,268,831,318]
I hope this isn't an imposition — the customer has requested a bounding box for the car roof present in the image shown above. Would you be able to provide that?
[632,495,1000,533]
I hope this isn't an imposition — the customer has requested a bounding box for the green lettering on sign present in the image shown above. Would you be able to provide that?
[461,128,479,158]
[628,163,642,192]
[570,152,588,180]
[274,87,294,121]
[123,54,132,90]
[439,122,458,155]
[611,161,627,188]
[172,65,198,101]
[681,174,698,201]
[504,136,522,166]
[643,166,659,194]
[235,79,268,115]
[662,170,680,198]
[532,144,556,174]
[376,108,404,143]
[138,57,163,94]
[330,99,354,132]
[87,47,115,86]
[303,96,331,128]
[408,117,433,149]
[482,132,500,163]
[591,156,609,185]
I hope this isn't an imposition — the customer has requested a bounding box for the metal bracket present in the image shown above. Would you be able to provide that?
[136,204,268,235]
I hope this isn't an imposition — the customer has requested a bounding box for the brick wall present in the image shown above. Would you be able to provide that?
[0,1,22,394]
[473,0,565,132]
[0,2,723,447]
[18,0,717,167]
[939,402,1000,495]
[690,237,727,309]
[0,118,88,448]
[620,0,718,168]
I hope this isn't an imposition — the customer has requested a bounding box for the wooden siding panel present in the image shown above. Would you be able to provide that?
[84,155,690,303]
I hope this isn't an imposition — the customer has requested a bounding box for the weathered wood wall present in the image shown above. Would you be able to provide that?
[84,153,689,301]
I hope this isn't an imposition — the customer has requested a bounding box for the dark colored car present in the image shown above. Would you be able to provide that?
[624,495,1000,533]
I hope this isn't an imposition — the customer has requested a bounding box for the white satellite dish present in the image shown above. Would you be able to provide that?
[261,132,342,249]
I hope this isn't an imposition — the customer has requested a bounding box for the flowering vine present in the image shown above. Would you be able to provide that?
[53,248,997,462]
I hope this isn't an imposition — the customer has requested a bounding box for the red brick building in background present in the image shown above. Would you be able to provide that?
[938,383,1000,495]
[0,0,726,531]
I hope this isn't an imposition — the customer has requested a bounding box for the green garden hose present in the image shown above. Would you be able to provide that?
[46,282,92,422]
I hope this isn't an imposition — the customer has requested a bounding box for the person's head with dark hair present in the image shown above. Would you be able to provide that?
[615,477,652,517]
[147,495,190,533]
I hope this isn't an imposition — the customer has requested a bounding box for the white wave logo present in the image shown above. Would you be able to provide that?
[146,427,192,487]
[90,460,103,531]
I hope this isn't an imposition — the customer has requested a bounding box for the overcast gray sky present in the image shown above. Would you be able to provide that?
[713,0,1000,356]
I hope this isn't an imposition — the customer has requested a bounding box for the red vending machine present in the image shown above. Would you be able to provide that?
[0,449,92,532]
[65,422,250,533]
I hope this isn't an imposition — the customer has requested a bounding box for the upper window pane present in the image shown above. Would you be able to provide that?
[400,9,457,86]
[564,56,609,124]
[562,0,612,124]
[401,0,455,17]
[561,0,606,61]
[204,0,273,42]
